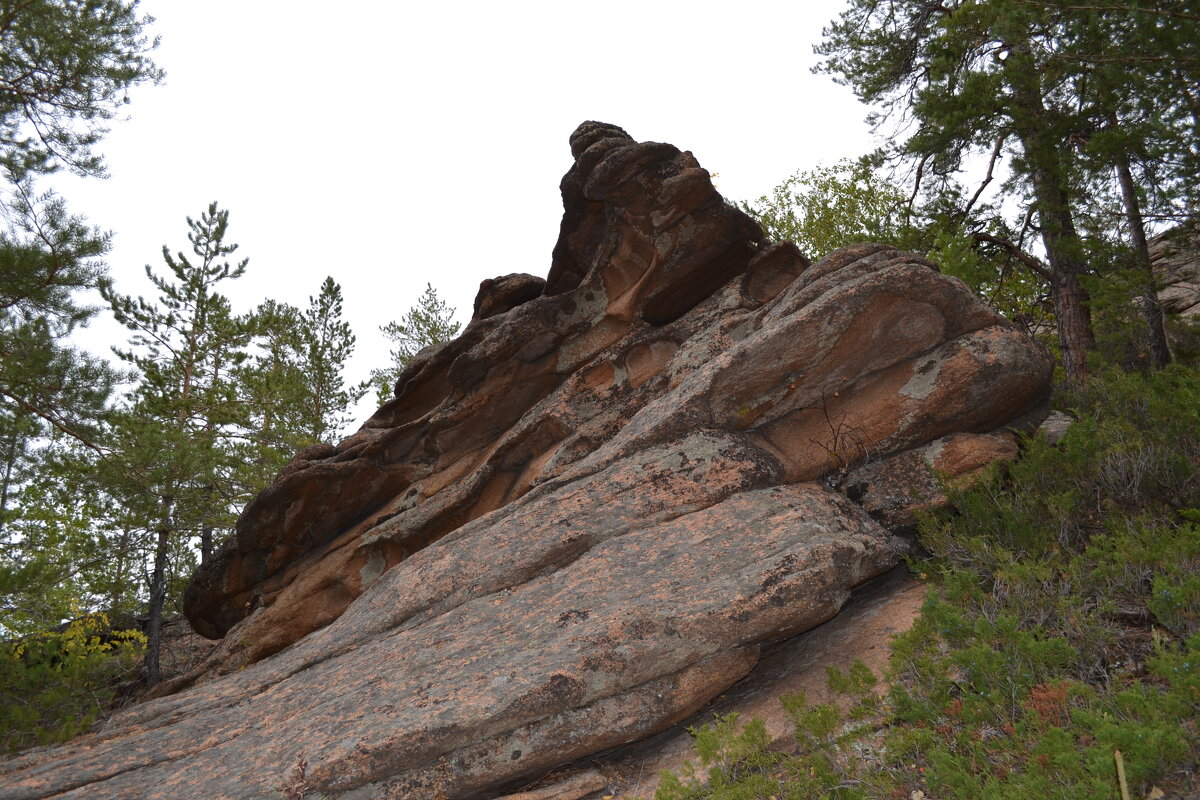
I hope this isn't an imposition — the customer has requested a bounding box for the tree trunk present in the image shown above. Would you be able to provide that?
[1112,133,1171,369]
[108,526,133,614]
[144,496,173,687]
[1048,265,1096,385]
[0,424,19,537]
[200,524,212,565]
[1006,51,1096,386]
[1028,169,1097,386]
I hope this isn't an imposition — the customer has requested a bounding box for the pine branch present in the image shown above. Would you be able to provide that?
[970,232,1053,281]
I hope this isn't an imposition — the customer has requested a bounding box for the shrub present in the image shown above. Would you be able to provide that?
[0,613,146,752]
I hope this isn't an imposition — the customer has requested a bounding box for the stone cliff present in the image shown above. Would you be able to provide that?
[1152,219,1200,319]
[0,122,1052,800]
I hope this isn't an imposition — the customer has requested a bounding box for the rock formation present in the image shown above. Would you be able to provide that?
[1,122,1052,800]
[1152,220,1200,318]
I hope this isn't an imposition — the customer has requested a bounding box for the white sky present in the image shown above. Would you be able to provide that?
[53,0,878,429]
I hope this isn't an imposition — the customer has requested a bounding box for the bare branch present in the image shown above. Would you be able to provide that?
[971,232,1053,281]
[906,150,932,212]
[962,135,1006,220]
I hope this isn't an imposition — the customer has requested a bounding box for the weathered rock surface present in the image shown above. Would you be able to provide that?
[1,122,1051,800]
[599,565,927,799]
[841,431,1020,531]
[1152,220,1200,318]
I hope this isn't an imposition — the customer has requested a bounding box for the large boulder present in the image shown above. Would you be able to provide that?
[0,122,1052,800]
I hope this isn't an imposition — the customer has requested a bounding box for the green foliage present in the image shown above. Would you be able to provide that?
[0,613,145,752]
[296,277,364,443]
[743,157,913,258]
[0,0,163,179]
[888,366,1200,798]
[884,612,1199,799]
[234,298,310,482]
[0,0,157,460]
[369,283,461,404]
[0,440,133,635]
[744,157,1055,331]
[241,277,364,447]
[101,202,262,683]
[826,660,877,698]
[0,177,119,448]
[654,664,887,800]
[815,0,1200,384]
[103,201,257,553]
[1149,569,1200,642]
[654,714,785,800]
[929,226,1053,334]
[0,0,160,650]
[233,278,365,506]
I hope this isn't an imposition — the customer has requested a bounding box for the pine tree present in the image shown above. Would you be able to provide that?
[369,283,461,404]
[1,0,159,441]
[298,277,363,442]
[1063,5,1199,369]
[103,202,255,685]
[816,0,1198,384]
[1,0,162,180]
[234,279,364,497]
[0,0,159,642]
[235,300,307,489]
[0,181,119,447]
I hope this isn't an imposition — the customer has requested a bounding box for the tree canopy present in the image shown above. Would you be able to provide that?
[1,0,162,179]
[745,157,911,259]
[816,0,1198,383]
[369,283,461,404]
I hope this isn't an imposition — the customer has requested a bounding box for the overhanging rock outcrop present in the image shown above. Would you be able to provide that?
[1,122,1052,800]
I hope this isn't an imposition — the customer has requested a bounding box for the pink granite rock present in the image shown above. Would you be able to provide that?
[1,122,1052,800]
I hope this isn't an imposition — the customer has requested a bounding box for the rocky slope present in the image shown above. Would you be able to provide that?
[0,122,1051,800]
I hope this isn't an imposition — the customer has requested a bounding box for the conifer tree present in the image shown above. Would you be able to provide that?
[0,0,159,641]
[236,300,307,486]
[369,283,461,404]
[298,277,363,442]
[0,181,119,448]
[1,0,160,443]
[817,0,1199,384]
[1064,4,1199,369]
[235,279,364,497]
[103,202,255,685]
[1,0,162,180]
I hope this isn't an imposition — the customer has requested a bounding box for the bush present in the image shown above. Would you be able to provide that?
[0,613,146,752]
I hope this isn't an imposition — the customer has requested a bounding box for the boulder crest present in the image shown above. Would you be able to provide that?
[1,122,1052,800]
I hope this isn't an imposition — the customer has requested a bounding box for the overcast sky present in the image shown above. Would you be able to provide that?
[54,0,878,428]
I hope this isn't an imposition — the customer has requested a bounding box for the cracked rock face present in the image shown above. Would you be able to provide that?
[1152,221,1200,318]
[1,122,1052,800]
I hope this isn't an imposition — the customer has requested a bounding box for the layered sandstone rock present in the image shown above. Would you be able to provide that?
[1152,220,1200,318]
[1,122,1051,800]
